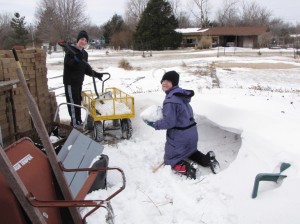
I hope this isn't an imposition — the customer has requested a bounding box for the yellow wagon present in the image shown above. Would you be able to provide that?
[82,74,135,141]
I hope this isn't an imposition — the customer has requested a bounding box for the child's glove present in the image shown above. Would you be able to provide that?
[93,71,103,81]
[144,120,155,128]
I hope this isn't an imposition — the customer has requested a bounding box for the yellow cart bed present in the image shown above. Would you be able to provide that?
[82,86,135,141]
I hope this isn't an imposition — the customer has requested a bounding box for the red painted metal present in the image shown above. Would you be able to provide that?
[0,138,126,223]
[0,138,62,223]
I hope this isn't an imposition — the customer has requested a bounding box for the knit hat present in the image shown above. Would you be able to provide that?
[161,71,179,86]
[77,30,89,43]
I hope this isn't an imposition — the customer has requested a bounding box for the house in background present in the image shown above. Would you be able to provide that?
[175,28,209,47]
[176,26,269,48]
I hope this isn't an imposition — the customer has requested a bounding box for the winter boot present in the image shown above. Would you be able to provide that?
[207,151,220,174]
[74,120,84,130]
[172,160,196,179]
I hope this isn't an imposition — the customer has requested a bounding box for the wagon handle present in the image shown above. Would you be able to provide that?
[99,73,110,94]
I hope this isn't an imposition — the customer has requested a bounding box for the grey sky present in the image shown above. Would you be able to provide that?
[1,0,299,25]
[1,0,126,25]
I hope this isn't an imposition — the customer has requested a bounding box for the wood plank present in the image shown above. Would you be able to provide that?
[12,49,82,223]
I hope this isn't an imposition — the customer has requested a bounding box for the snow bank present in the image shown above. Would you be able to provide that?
[46,49,300,224]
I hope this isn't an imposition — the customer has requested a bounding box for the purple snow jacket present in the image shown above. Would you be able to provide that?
[154,86,198,166]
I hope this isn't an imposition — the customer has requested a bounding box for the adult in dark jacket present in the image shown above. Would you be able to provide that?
[63,30,103,128]
[144,71,219,178]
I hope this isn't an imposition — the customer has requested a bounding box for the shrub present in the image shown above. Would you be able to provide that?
[118,59,133,70]
[197,36,212,49]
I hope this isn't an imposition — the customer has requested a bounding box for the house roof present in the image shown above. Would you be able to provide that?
[290,34,300,38]
[175,28,207,34]
[178,26,268,36]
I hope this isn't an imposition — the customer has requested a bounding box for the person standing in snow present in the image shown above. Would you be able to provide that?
[63,30,103,128]
[144,71,220,179]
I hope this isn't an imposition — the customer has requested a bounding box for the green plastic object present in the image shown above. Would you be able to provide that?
[251,162,291,199]
[279,162,291,173]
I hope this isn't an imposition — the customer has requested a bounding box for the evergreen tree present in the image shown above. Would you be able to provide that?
[101,14,124,45]
[10,12,29,47]
[35,7,57,44]
[134,0,182,50]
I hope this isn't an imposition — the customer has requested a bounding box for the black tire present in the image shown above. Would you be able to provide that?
[87,115,94,130]
[121,119,133,139]
[112,119,120,127]
[94,121,104,142]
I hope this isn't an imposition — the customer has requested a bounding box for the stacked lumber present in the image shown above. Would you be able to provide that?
[0,49,58,146]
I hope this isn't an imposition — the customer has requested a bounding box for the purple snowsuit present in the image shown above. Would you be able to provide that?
[154,86,197,166]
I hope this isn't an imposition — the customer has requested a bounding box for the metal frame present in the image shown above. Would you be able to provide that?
[28,164,126,222]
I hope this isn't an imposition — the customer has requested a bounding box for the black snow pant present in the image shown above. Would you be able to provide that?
[64,85,82,126]
[188,151,211,167]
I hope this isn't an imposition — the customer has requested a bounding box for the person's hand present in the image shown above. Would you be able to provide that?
[143,120,155,128]
[93,71,103,81]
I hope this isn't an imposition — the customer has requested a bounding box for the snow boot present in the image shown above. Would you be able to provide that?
[207,151,220,174]
[172,160,196,179]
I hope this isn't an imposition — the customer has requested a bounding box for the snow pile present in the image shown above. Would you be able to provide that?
[49,135,60,143]
[95,100,132,116]
[45,48,300,224]
[140,105,163,122]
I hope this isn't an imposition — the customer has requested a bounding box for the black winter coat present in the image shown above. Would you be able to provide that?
[63,44,93,86]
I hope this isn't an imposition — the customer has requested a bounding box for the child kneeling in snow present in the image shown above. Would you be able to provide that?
[143,71,219,179]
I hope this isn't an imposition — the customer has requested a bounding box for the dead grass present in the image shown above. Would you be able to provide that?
[118,59,133,70]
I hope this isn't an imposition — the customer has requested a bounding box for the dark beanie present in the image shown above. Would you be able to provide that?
[161,71,179,86]
[77,30,89,43]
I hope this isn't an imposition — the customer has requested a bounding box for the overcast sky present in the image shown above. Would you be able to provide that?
[1,0,299,26]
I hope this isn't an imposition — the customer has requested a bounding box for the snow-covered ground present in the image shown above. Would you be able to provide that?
[47,47,300,224]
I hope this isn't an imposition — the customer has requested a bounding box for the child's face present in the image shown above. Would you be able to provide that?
[77,38,88,49]
[161,80,173,92]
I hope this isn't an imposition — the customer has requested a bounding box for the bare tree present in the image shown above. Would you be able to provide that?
[111,30,133,49]
[177,11,193,28]
[35,0,88,42]
[35,4,57,44]
[0,12,13,49]
[268,18,294,46]
[216,0,240,26]
[168,0,180,18]
[124,0,194,29]
[215,0,272,27]
[188,0,211,27]
[239,1,271,26]
[168,0,193,28]
[124,0,148,30]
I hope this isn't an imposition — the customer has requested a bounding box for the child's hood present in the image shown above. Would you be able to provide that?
[166,86,195,103]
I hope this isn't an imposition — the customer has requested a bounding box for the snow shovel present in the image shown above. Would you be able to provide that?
[57,40,102,98]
